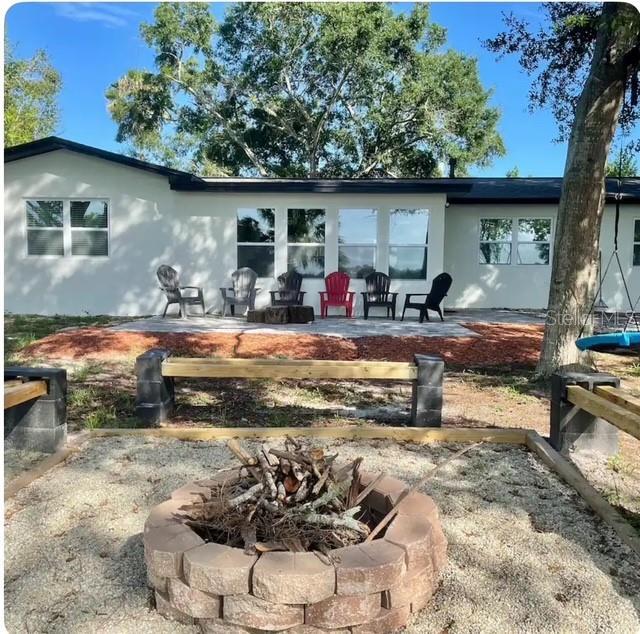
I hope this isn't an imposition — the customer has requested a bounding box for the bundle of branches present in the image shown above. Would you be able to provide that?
[178,438,375,553]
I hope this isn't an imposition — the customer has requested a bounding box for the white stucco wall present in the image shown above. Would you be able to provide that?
[444,202,640,310]
[4,150,447,316]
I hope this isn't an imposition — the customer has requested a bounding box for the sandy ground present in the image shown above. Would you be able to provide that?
[4,448,49,481]
[4,436,640,634]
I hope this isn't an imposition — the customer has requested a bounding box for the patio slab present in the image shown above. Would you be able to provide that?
[110,316,478,339]
[109,309,544,339]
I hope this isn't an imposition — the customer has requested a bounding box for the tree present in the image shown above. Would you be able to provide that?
[107,2,504,177]
[505,166,520,177]
[4,39,61,147]
[606,146,638,177]
[486,3,640,376]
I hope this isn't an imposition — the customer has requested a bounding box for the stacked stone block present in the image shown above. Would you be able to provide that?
[135,348,175,424]
[144,471,447,633]
[4,367,67,452]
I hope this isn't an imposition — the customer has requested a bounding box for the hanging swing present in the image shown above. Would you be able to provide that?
[575,144,640,355]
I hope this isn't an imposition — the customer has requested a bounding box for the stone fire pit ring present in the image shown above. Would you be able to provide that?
[144,470,447,633]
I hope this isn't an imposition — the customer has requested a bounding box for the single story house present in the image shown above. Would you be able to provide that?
[4,137,640,317]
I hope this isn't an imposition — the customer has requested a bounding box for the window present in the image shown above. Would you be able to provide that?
[287,208,325,278]
[389,209,429,279]
[70,201,109,256]
[26,199,109,257]
[338,209,377,278]
[237,208,275,277]
[26,200,64,256]
[634,220,640,266]
[479,218,552,265]
[517,218,551,265]
[479,218,512,264]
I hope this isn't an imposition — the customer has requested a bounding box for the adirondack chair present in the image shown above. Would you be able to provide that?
[220,267,258,317]
[361,272,398,320]
[270,271,305,306]
[402,272,453,322]
[157,265,205,319]
[319,272,355,318]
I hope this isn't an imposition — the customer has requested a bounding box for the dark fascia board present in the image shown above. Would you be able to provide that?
[169,175,473,194]
[4,136,198,180]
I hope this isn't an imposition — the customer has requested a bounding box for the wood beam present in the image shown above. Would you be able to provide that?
[4,380,48,409]
[594,385,640,417]
[566,385,640,441]
[161,358,417,380]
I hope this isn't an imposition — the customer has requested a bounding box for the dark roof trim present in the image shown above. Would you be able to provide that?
[4,136,197,180]
[169,175,472,194]
[5,137,639,203]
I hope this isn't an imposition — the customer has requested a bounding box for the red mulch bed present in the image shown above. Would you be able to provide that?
[22,323,543,368]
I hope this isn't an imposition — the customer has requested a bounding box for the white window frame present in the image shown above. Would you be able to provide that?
[338,208,378,277]
[388,208,430,280]
[516,217,552,266]
[479,217,552,266]
[236,207,275,278]
[479,217,513,265]
[287,208,326,278]
[24,198,110,258]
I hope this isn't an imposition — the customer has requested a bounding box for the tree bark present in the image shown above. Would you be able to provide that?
[536,3,636,377]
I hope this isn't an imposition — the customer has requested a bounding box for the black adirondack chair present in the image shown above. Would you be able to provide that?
[270,271,305,306]
[157,265,205,319]
[402,272,453,322]
[361,272,398,320]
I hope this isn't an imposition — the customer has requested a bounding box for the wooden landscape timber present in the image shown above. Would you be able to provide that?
[161,357,418,380]
[566,385,640,442]
[4,380,47,409]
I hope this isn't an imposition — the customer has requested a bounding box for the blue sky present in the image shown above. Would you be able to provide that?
[4,2,622,177]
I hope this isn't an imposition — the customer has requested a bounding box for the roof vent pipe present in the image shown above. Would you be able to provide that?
[448,157,457,178]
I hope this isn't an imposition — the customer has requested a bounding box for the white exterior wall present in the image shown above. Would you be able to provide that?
[4,150,447,316]
[444,202,640,310]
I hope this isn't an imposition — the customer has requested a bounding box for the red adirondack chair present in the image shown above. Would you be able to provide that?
[319,272,355,318]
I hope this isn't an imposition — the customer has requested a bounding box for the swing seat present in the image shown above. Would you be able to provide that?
[575,331,640,355]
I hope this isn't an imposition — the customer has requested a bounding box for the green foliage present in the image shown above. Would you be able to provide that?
[4,38,61,147]
[107,2,504,177]
[485,3,640,146]
[606,147,638,177]
[505,166,520,177]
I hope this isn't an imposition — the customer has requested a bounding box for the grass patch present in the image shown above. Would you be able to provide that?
[4,313,129,361]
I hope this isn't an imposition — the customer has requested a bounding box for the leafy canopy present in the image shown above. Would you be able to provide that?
[484,3,640,148]
[606,147,638,177]
[4,38,61,147]
[107,2,504,177]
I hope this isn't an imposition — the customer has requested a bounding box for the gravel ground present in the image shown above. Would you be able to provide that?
[4,447,49,481]
[5,437,640,634]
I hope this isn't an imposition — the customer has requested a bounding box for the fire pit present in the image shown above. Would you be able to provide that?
[144,442,447,632]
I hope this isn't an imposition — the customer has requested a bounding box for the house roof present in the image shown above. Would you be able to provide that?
[5,136,640,203]
[4,136,196,179]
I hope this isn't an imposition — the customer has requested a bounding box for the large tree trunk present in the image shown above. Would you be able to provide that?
[536,3,633,377]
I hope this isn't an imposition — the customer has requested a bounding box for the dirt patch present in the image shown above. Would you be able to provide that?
[21,322,543,368]
[4,437,639,633]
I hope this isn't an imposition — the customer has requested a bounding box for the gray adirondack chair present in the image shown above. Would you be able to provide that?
[157,265,205,319]
[220,267,258,316]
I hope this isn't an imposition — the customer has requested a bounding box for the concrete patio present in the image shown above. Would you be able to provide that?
[110,309,545,339]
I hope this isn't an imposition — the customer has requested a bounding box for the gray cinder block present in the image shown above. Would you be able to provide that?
[550,371,619,456]
[135,348,175,424]
[411,355,444,427]
[4,367,67,453]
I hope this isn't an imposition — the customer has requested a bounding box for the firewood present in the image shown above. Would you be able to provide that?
[277,482,286,502]
[353,472,387,507]
[283,474,300,494]
[229,483,264,508]
[294,478,309,503]
[311,466,331,496]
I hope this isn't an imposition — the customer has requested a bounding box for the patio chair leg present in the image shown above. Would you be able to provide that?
[231,304,235,317]
[437,307,444,321]
[180,300,188,319]
[162,302,169,318]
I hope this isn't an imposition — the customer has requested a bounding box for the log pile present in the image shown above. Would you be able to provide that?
[179,438,374,553]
